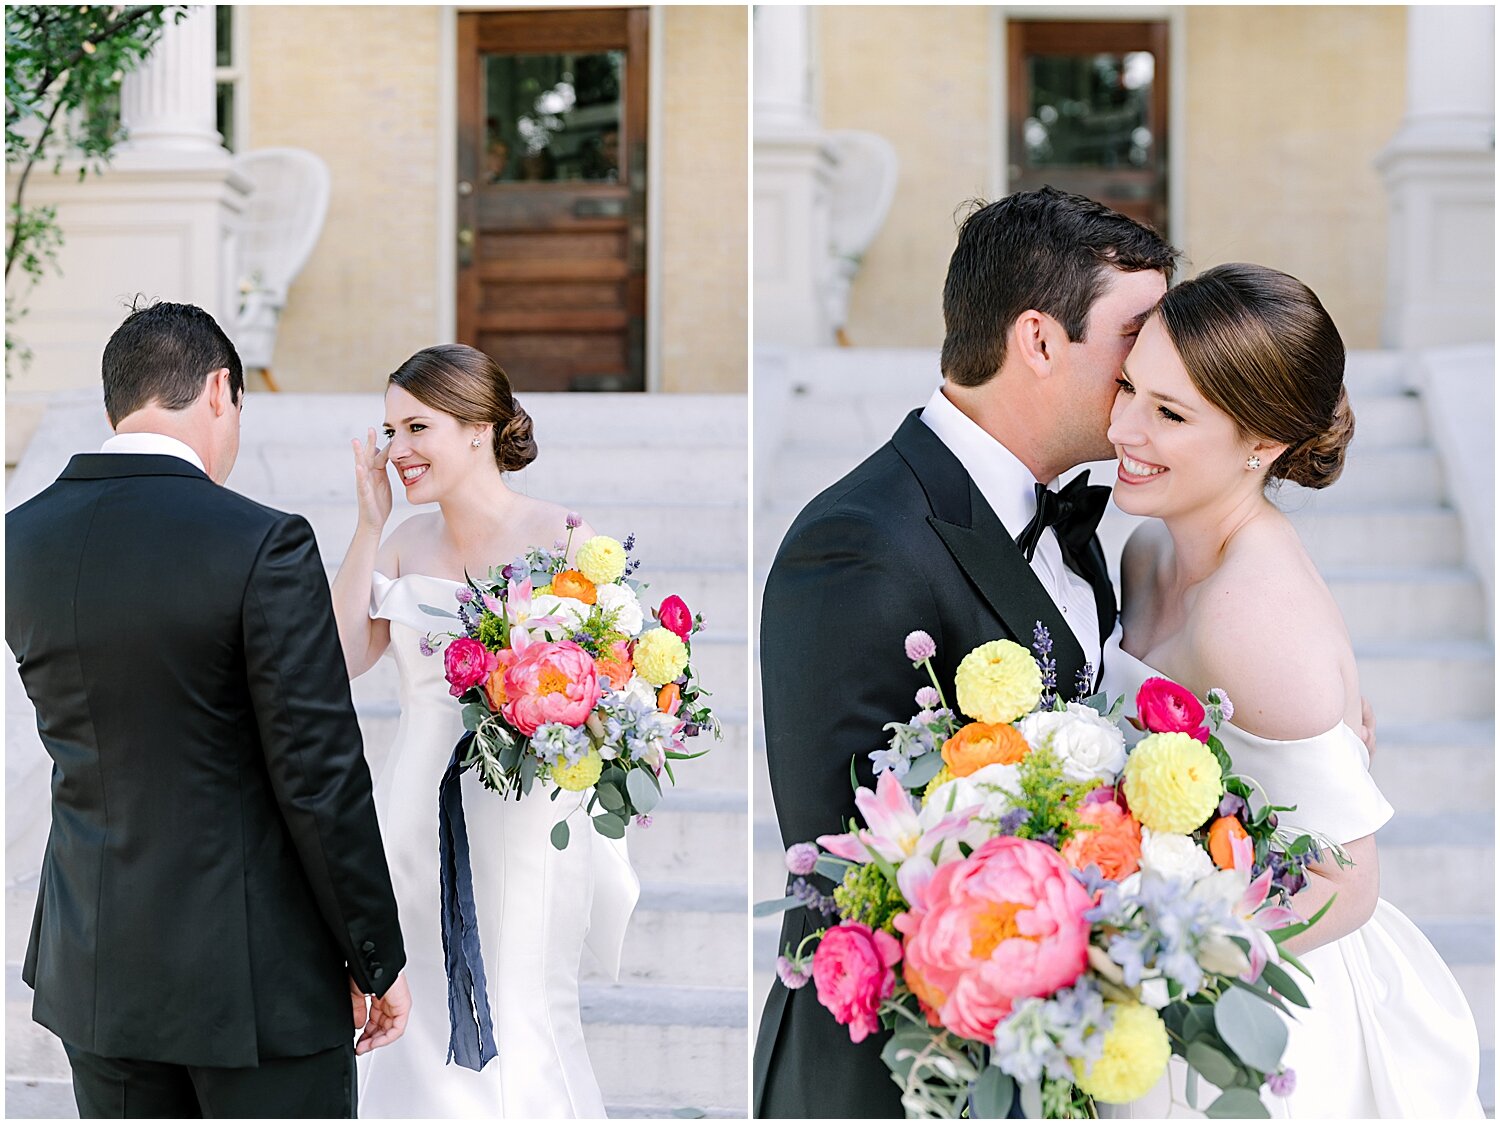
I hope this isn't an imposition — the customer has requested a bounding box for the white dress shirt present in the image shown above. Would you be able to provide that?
[100,431,207,474]
[920,385,1102,676]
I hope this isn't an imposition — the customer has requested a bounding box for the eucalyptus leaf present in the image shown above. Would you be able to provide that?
[417,602,460,619]
[968,1066,1014,1119]
[592,811,626,839]
[499,742,523,772]
[1185,1064,1201,1109]
[597,782,626,813]
[1205,1089,1271,1119]
[1256,961,1308,1008]
[901,751,945,789]
[1184,1003,1217,1042]
[1019,1078,1043,1119]
[1226,975,1294,1018]
[752,895,801,918]
[814,855,855,882]
[549,820,570,850]
[627,767,662,813]
[1214,986,1289,1073]
[518,753,537,795]
[461,704,487,733]
[1186,1041,1238,1089]
[880,1025,935,1085]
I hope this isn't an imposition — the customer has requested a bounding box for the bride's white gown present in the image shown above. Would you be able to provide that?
[1099,631,1482,1119]
[356,573,639,1118]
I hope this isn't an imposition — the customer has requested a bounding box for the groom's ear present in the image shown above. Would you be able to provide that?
[1011,309,1061,379]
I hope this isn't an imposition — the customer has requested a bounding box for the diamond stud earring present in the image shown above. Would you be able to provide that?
[1246,455,1261,470]
[472,437,483,449]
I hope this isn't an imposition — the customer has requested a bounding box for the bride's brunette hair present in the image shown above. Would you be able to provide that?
[387,344,538,472]
[1156,263,1353,489]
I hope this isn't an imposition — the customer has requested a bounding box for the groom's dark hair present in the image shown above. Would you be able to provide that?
[102,299,245,425]
[941,186,1179,387]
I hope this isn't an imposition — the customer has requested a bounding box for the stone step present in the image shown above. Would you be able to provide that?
[582,986,746,1111]
[7,965,69,1083]
[1325,567,1487,641]
[628,788,748,885]
[1354,640,1494,722]
[1375,839,1494,919]
[6,1077,74,1118]
[581,882,747,988]
[1370,722,1495,816]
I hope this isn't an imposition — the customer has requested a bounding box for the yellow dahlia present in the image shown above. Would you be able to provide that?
[633,627,688,686]
[551,748,604,792]
[575,535,627,585]
[954,640,1043,725]
[1122,731,1223,834]
[1073,1001,1171,1104]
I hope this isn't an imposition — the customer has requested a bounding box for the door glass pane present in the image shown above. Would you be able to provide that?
[216,81,235,151]
[483,52,624,184]
[215,6,233,68]
[1024,51,1154,168]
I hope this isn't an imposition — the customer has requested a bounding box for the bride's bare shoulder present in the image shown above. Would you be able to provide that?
[1187,522,1348,739]
[1120,519,1171,591]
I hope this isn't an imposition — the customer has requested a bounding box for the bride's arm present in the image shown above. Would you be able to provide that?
[331,429,394,680]
[1276,834,1380,956]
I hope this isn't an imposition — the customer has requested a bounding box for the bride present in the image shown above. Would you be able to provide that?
[330,344,639,1117]
[1098,263,1481,1117]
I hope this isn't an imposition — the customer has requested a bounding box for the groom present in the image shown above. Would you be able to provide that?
[754,187,1178,1117]
[6,302,409,1117]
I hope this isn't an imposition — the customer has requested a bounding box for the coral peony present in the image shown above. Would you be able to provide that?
[1207,815,1250,871]
[634,627,688,686]
[941,721,1031,777]
[1122,732,1223,834]
[1062,801,1142,882]
[1135,677,1209,742]
[575,535,627,585]
[656,594,694,640]
[552,569,598,606]
[894,835,1093,1041]
[954,640,1043,725]
[444,637,499,698]
[499,640,602,736]
[1073,1001,1172,1103]
[811,922,902,1043]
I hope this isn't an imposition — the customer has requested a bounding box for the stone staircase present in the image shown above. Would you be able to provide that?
[5,391,749,1118]
[751,347,1494,1113]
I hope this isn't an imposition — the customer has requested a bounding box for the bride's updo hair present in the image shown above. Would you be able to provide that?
[1156,263,1353,489]
[388,344,538,473]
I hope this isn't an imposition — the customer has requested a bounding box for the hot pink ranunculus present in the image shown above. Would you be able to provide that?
[1136,677,1210,742]
[894,835,1093,1041]
[811,921,902,1043]
[499,640,602,735]
[656,594,693,640]
[445,637,499,698]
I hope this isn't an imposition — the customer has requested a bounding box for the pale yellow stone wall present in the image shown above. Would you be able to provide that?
[1181,7,1404,349]
[658,6,748,392]
[819,6,996,349]
[246,6,442,393]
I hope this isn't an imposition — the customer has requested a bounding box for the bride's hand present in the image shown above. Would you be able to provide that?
[352,427,393,534]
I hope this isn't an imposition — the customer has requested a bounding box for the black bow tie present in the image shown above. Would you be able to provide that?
[1014,472,1111,563]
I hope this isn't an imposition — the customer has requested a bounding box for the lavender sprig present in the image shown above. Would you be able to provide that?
[1033,622,1057,709]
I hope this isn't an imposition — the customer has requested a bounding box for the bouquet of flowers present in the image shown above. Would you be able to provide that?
[425,515,719,849]
[761,627,1344,1119]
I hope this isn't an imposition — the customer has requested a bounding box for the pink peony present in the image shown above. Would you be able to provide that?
[498,640,602,735]
[894,835,1093,1041]
[1135,677,1210,742]
[445,637,499,698]
[657,595,693,640]
[811,922,902,1043]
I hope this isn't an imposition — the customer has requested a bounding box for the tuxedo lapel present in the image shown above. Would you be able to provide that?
[891,412,1087,690]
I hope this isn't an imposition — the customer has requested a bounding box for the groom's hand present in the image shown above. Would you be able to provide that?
[354,971,411,1055]
[349,975,369,1031]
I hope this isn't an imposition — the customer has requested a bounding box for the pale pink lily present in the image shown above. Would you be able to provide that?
[817,771,976,910]
[503,578,566,650]
[1196,828,1302,982]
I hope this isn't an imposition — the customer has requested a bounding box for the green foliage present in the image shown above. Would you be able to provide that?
[476,611,507,650]
[1009,742,1102,846]
[1039,1075,1093,1119]
[832,860,907,935]
[5,5,186,361]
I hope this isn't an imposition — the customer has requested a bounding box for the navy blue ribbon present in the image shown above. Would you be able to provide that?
[438,732,498,1071]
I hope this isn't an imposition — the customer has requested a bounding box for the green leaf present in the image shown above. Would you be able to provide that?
[1226,975,1294,1018]
[1184,1002,1217,1042]
[549,820,570,850]
[968,1067,1014,1118]
[592,811,626,839]
[752,895,801,917]
[1205,1089,1271,1118]
[1185,1064,1201,1109]
[668,1110,706,1119]
[814,855,855,882]
[880,1025,934,1085]
[1214,986,1289,1073]
[597,781,626,813]
[518,752,537,795]
[461,703,487,733]
[1185,1040,1238,1089]
[499,742,523,772]
[1268,893,1335,944]
[1256,960,1308,1008]
[627,767,662,813]
[1018,1079,1043,1119]
[901,752,945,789]
[664,748,709,761]
[417,602,459,619]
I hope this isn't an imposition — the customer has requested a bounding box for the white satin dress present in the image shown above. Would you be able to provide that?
[1098,633,1482,1119]
[356,572,639,1118]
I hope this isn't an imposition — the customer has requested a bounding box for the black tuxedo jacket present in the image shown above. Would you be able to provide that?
[754,412,1116,1118]
[6,453,405,1069]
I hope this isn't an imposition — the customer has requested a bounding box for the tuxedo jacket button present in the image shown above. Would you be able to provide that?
[361,940,376,952]
[373,967,385,981]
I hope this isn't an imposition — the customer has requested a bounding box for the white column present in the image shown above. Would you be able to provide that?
[754,5,817,133]
[1375,6,1495,349]
[118,5,225,157]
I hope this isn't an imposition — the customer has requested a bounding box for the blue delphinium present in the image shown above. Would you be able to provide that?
[532,722,591,766]
[991,980,1110,1083]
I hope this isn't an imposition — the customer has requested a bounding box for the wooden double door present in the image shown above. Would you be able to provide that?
[457,9,648,391]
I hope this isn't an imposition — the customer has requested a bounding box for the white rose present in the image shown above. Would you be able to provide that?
[596,582,644,636]
[1138,828,1215,885]
[529,593,591,638]
[1017,703,1126,784]
[923,762,1021,862]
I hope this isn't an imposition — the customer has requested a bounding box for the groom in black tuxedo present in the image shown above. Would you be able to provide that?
[754,188,1179,1117]
[6,302,409,1118]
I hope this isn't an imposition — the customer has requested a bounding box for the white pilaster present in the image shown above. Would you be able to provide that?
[118,5,225,158]
[1375,6,1495,349]
[753,5,818,133]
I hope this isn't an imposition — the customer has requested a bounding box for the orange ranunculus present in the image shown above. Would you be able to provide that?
[483,663,509,712]
[594,639,634,692]
[1207,815,1250,871]
[1062,800,1143,882]
[657,682,681,716]
[553,569,597,605]
[941,721,1030,778]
